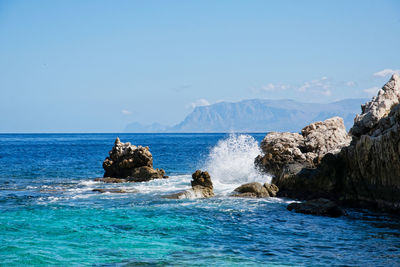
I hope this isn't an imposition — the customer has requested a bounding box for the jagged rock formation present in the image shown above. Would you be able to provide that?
[232,182,279,198]
[287,198,346,217]
[350,74,400,137]
[256,74,400,213]
[166,170,215,199]
[340,74,400,211]
[99,138,166,182]
[255,117,350,189]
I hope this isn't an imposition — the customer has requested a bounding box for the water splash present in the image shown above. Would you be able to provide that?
[204,134,271,193]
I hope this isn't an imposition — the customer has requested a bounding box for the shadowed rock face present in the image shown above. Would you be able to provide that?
[256,74,400,213]
[101,138,166,182]
[166,170,214,199]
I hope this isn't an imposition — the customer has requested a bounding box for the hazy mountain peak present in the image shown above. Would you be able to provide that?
[125,98,368,133]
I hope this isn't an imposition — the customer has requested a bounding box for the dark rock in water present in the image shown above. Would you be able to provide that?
[233,182,269,198]
[101,137,167,182]
[94,177,128,183]
[287,198,346,217]
[92,188,138,193]
[128,166,166,182]
[93,188,129,194]
[256,74,400,214]
[166,170,214,199]
[191,170,213,189]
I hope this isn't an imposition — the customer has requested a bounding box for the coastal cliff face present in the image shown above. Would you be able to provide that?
[256,74,400,213]
[341,74,400,210]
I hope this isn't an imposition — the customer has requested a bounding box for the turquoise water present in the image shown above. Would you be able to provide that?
[0,134,399,266]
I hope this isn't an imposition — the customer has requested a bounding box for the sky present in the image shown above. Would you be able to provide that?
[0,0,399,132]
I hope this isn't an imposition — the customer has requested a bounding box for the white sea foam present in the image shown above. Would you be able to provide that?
[132,175,190,194]
[203,134,271,194]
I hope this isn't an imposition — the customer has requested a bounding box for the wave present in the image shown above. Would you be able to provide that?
[203,134,271,194]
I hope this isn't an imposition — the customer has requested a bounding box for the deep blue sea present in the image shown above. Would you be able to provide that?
[0,133,399,266]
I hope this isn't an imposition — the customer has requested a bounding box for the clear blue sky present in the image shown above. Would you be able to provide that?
[0,0,399,132]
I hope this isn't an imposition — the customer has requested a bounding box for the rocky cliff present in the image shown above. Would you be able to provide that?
[255,74,400,213]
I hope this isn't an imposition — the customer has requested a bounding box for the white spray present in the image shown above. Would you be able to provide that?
[204,134,271,194]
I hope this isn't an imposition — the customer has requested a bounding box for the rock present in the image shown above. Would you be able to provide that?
[302,117,351,164]
[127,166,166,182]
[340,103,400,211]
[264,183,279,197]
[255,132,307,179]
[255,117,350,190]
[101,138,167,182]
[92,188,134,194]
[94,177,128,183]
[233,182,269,198]
[287,198,346,217]
[191,170,213,189]
[350,74,400,137]
[256,75,400,214]
[166,170,214,199]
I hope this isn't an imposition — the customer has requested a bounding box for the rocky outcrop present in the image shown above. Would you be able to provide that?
[166,170,214,199]
[255,117,350,194]
[232,182,279,198]
[350,74,400,137]
[256,74,400,213]
[101,138,167,182]
[339,75,400,211]
[287,198,346,217]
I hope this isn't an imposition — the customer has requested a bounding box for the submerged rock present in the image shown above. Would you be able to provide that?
[92,188,138,194]
[94,177,128,183]
[232,182,279,198]
[166,170,214,199]
[287,198,346,217]
[101,138,167,182]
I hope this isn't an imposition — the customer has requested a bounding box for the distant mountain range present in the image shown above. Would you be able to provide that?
[124,98,368,133]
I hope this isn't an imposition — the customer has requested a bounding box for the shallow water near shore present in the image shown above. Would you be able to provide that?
[0,133,399,266]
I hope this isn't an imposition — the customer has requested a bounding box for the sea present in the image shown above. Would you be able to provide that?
[0,133,399,266]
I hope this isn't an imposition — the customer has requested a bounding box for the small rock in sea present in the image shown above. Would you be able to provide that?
[94,177,128,183]
[232,182,279,198]
[92,188,138,194]
[100,137,167,183]
[165,170,214,199]
[287,198,346,217]
[233,182,269,198]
